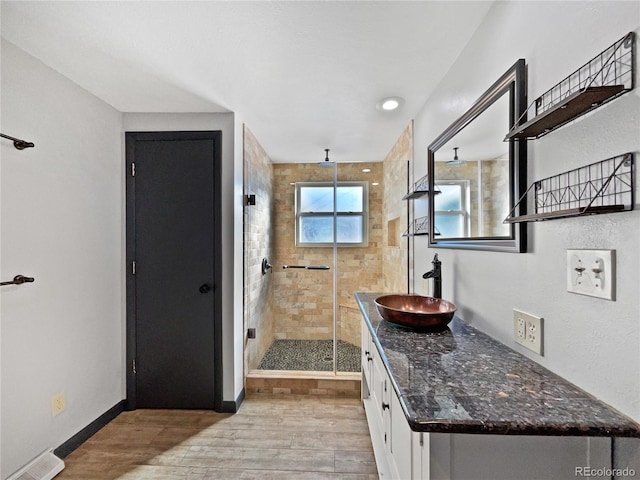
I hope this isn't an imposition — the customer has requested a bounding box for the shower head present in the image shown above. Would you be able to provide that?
[446,147,466,166]
[317,148,334,167]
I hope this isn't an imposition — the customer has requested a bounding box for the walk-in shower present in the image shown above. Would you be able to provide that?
[243,134,385,379]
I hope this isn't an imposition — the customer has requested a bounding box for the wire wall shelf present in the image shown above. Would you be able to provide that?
[505,32,635,141]
[504,153,634,223]
[403,216,442,237]
[403,216,429,237]
[402,174,441,200]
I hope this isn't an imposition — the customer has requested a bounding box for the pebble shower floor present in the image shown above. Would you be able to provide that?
[258,339,361,372]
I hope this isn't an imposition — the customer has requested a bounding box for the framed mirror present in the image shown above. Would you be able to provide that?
[428,59,527,252]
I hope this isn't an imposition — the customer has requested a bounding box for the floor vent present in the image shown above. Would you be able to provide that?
[7,450,65,480]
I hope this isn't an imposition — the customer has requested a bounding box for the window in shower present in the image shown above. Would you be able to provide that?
[295,181,369,247]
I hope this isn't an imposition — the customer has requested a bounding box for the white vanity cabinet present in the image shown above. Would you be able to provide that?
[361,319,412,480]
[360,330,609,480]
[357,293,631,480]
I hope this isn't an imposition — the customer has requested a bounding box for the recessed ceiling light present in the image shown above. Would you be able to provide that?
[372,182,380,186]
[382,99,399,110]
[376,96,404,112]
[362,168,371,173]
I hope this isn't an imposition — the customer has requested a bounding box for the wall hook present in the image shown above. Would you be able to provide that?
[1,133,35,150]
[1,275,35,286]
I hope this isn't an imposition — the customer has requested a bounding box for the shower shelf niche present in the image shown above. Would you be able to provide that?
[504,153,634,223]
[505,32,635,141]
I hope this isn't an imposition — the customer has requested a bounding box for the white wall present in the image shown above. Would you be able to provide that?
[413,2,640,423]
[0,49,245,476]
[232,114,245,401]
[1,32,4,475]
[1,39,123,478]
[122,113,244,406]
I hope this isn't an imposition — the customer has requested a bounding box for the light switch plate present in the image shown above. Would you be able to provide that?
[566,249,615,300]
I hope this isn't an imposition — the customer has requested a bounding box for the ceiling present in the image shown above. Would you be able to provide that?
[1,1,494,163]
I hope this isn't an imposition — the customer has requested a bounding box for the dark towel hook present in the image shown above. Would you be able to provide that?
[1,133,35,150]
[0,275,35,287]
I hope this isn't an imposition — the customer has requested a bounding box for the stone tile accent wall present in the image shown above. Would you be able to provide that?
[382,122,413,294]
[243,126,275,372]
[483,156,510,236]
[271,162,385,350]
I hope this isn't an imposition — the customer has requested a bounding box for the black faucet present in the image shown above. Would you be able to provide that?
[422,253,442,299]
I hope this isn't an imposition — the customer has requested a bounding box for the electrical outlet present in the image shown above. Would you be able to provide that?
[52,392,65,416]
[515,316,526,341]
[513,309,543,355]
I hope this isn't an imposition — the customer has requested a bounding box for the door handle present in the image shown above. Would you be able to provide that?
[199,283,213,293]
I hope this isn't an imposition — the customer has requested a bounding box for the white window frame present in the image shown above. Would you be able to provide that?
[434,180,470,238]
[295,181,369,247]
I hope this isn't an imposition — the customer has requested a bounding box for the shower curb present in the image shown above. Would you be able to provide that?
[245,372,361,397]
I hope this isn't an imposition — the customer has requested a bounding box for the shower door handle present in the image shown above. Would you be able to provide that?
[282,265,330,270]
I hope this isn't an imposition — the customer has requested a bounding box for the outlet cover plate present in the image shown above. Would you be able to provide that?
[513,309,543,356]
[52,392,66,416]
[566,249,615,300]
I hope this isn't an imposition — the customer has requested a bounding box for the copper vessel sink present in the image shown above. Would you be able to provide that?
[374,294,456,330]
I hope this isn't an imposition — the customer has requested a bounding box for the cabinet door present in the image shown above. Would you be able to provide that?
[390,387,412,480]
[363,344,393,479]
[371,349,386,428]
[412,431,430,480]
[361,319,373,394]
[381,364,391,454]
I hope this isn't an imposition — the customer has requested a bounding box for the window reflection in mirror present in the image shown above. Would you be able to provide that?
[434,181,469,238]
[427,59,527,253]
[433,92,510,239]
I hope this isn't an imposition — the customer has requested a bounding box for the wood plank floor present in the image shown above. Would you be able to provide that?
[57,394,378,479]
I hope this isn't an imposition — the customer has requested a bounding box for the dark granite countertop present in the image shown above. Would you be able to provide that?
[355,292,640,437]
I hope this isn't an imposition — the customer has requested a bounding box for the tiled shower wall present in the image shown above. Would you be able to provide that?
[243,126,275,372]
[382,122,412,293]
[271,162,386,348]
[482,156,509,235]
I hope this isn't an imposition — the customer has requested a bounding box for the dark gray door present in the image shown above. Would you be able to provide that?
[126,131,222,410]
